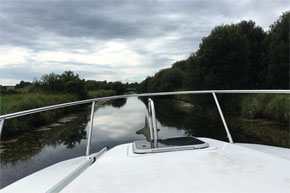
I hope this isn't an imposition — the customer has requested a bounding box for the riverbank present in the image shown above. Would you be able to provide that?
[175,93,289,123]
[0,90,116,139]
[153,98,289,148]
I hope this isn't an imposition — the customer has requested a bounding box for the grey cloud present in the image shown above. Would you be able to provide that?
[1,0,241,50]
[2,0,287,50]
[1,1,179,49]
[1,0,289,84]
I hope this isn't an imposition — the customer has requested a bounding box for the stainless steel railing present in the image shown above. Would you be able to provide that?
[0,90,289,155]
[148,98,158,148]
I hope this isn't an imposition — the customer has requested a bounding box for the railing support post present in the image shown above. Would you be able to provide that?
[212,92,234,144]
[148,98,158,148]
[0,119,4,137]
[147,113,154,141]
[86,101,96,156]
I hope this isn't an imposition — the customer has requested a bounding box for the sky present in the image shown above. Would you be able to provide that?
[0,0,289,85]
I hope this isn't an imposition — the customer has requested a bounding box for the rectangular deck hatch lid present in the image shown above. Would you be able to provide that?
[133,136,209,154]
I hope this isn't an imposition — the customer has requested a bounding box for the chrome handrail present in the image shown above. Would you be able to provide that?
[0,90,289,155]
[148,98,158,147]
[46,147,108,193]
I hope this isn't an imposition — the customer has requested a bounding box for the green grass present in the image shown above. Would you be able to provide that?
[87,90,116,99]
[175,93,290,123]
[1,93,78,115]
[240,94,290,122]
[0,90,116,139]
[0,93,80,138]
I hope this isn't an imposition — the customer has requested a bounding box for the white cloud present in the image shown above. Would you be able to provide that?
[0,47,31,68]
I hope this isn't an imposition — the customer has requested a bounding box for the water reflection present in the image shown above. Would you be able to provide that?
[227,116,290,147]
[136,116,160,139]
[139,97,228,141]
[140,97,289,147]
[0,111,89,165]
[111,98,127,108]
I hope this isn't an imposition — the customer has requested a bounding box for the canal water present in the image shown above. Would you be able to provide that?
[0,97,289,188]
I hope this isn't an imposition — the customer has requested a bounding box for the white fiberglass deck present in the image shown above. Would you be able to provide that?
[3,138,289,193]
[62,138,290,193]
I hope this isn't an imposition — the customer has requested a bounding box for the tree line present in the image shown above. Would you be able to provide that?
[138,12,289,93]
[1,71,139,98]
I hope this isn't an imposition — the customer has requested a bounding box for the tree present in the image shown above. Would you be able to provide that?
[195,24,250,89]
[172,60,187,72]
[33,71,87,99]
[147,68,185,92]
[237,21,267,88]
[39,72,62,92]
[266,11,290,89]
[111,81,126,95]
[186,21,267,90]
[64,80,87,99]
[137,77,152,93]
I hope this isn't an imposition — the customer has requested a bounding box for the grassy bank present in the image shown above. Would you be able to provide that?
[87,90,116,99]
[0,90,116,139]
[175,93,289,123]
[238,94,289,122]
[1,93,78,115]
[220,94,289,123]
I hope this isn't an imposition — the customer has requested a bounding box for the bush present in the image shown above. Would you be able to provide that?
[240,94,289,122]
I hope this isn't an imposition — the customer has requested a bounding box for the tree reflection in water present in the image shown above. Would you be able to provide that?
[139,97,289,148]
[0,110,89,164]
[111,98,127,108]
[0,98,129,165]
[139,97,227,141]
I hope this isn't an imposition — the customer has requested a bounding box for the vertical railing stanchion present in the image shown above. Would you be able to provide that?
[212,92,234,144]
[150,101,158,141]
[148,98,158,148]
[0,119,5,137]
[147,105,154,141]
[86,101,96,156]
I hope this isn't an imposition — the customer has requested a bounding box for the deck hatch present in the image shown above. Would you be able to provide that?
[133,136,209,154]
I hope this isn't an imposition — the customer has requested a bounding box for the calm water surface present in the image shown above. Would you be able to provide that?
[0,97,289,188]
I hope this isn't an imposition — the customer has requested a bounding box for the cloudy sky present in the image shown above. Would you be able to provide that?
[0,0,289,85]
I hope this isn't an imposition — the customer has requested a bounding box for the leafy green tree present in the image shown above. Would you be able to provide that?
[111,81,126,95]
[185,54,202,90]
[186,21,267,90]
[172,60,187,72]
[85,80,99,90]
[237,21,267,88]
[64,80,87,99]
[195,24,249,89]
[33,71,87,99]
[137,76,152,93]
[147,68,185,92]
[38,72,62,92]
[60,71,80,83]
[266,11,290,89]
